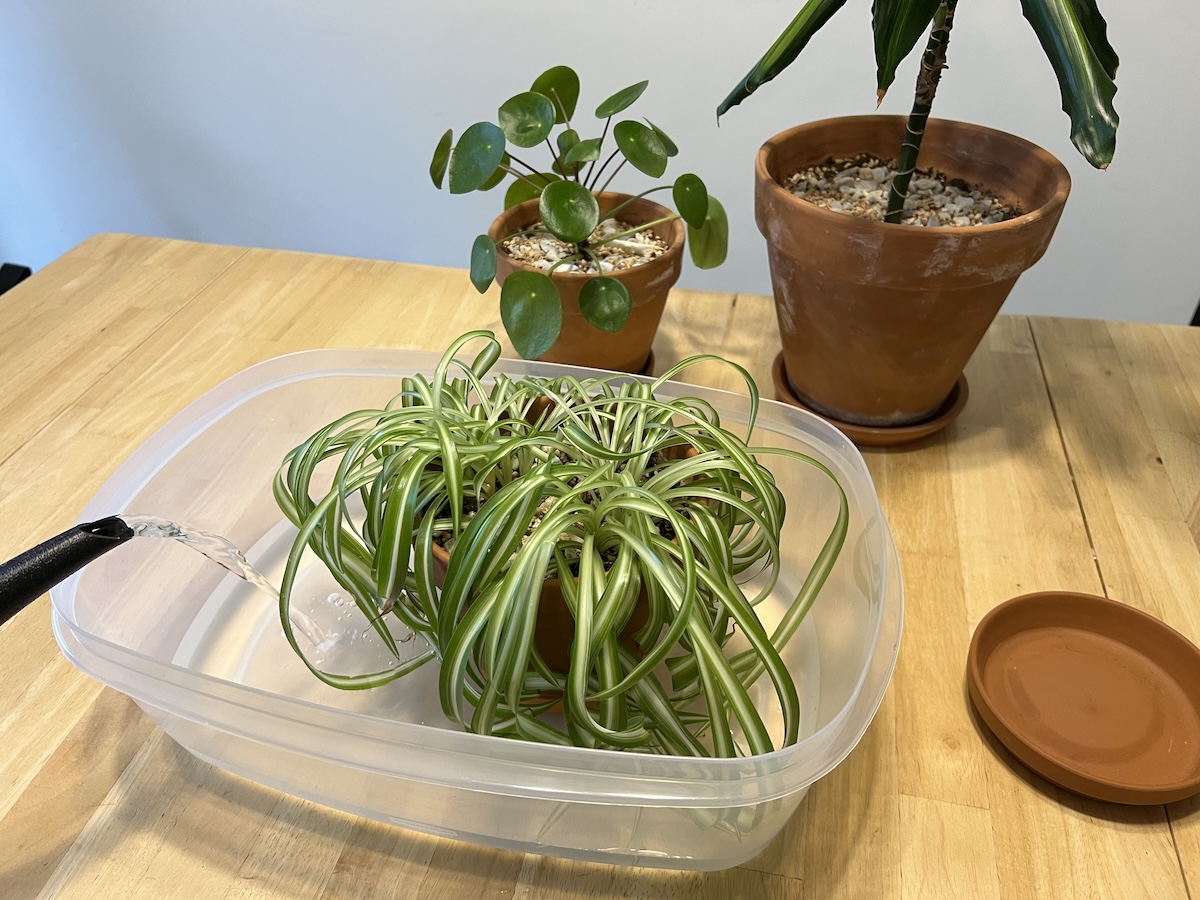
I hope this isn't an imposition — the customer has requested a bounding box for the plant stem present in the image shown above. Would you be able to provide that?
[548,87,572,131]
[547,136,581,183]
[884,0,958,224]
[583,117,612,186]
[501,165,551,192]
[602,185,672,224]
[506,152,545,177]
[588,147,622,192]
[597,158,628,196]
[592,214,679,247]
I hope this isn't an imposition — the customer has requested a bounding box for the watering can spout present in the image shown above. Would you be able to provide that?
[0,516,134,626]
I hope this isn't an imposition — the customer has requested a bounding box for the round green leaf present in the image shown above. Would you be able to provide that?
[469,235,497,293]
[579,277,632,333]
[498,92,556,148]
[504,172,560,209]
[449,122,506,194]
[613,120,667,178]
[672,173,709,229]
[479,153,510,191]
[596,80,649,118]
[500,271,562,359]
[430,128,452,188]
[539,180,600,244]
[531,65,580,124]
[554,129,582,176]
[688,195,728,270]
[645,119,679,157]
[563,137,602,167]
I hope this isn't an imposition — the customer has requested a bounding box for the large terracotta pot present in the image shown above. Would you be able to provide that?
[489,192,685,374]
[756,116,1071,426]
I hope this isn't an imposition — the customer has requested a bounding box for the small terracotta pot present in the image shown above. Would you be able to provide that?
[489,192,685,374]
[756,116,1071,427]
[428,542,647,674]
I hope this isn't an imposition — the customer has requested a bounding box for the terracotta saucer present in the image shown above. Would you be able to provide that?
[770,353,968,447]
[967,591,1200,805]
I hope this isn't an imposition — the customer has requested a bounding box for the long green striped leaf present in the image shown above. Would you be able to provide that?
[872,0,943,97]
[1069,0,1118,79]
[1021,0,1119,168]
[717,0,850,118]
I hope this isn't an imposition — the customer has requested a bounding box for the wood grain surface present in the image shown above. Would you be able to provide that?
[1,234,1197,898]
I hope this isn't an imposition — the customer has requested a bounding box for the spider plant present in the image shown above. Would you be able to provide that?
[430,66,729,359]
[273,331,847,757]
[718,0,1119,222]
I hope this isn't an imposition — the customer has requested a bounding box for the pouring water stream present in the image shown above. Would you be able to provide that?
[121,514,334,650]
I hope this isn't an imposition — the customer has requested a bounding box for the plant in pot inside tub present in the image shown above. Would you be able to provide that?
[273,331,847,757]
[718,0,1119,443]
[430,66,729,374]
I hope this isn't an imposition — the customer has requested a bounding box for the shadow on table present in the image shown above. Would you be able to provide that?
[962,677,1180,827]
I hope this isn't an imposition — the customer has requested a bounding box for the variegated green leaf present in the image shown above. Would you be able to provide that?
[1068,0,1118,79]
[717,0,850,118]
[872,0,943,97]
[1021,0,1119,167]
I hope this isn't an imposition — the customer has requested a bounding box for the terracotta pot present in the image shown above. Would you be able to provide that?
[756,116,1071,426]
[489,192,685,374]
[428,542,647,674]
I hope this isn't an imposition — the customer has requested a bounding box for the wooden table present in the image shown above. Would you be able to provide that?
[1,233,1198,898]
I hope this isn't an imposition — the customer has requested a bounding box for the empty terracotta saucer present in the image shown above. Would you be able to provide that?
[968,591,1200,804]
[770,353,967,447]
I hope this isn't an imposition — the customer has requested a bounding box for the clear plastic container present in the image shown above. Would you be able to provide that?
[52,348,902,871]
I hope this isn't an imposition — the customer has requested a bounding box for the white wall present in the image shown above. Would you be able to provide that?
[2,1,1197,324]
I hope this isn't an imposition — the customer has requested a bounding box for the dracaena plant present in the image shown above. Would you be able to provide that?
[273,331,847,757]
[430,67,730,360]
[718,0,1119,223]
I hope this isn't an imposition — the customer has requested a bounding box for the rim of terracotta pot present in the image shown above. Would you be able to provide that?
[755,115,1071,243]
[487,191,686,297]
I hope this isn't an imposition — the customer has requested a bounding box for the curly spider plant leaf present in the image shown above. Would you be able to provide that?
[469,235,497,294]
[500,271,562,359]
[687,195,728,270]
[613,120,668,178]
[596,80,649,118]
[499,91,557,149]
[717,0,849,118]
[873,0,943,100]
[1020,0,1119,167]
[539,179,600,243]
[531,65,581,124]
[579,277,632,333]
[449,122,507,194]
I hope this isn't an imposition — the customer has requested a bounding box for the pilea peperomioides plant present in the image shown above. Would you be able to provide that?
[431,67,729,360]
[718,0,1119,222]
